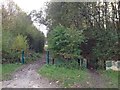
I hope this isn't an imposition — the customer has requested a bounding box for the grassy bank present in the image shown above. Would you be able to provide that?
[38,65,88,88]
[1,63,22,80]
[100,70,119,87]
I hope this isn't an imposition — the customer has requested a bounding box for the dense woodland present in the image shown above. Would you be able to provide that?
[1,0,120,69]
[30,1,120,69]
[1,0,45,64]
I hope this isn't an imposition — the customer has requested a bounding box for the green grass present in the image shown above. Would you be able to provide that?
[99,70,119,88]
[38,65,88,88]
[0,63,22,80]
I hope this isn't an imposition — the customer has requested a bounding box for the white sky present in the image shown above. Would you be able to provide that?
[12,0,51,37]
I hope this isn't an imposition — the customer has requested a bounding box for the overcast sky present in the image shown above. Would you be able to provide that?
[12,0,51,37]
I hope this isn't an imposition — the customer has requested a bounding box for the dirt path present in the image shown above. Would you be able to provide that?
[79,69,117,88]
[2,60,59,88]
[1,58,118,88]
[83,70,108,88]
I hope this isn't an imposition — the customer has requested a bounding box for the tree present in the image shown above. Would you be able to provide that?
[48,25,85,60]
[2,0,45,63]
[2,0,45,53]
[31,2,119,69]
[12,34,29,52]
[2,0,21,31]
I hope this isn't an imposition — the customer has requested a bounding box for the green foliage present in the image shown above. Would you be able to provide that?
[12,34,29,51]
[93,29,119,61]
[2,31,14,52]
[45,2,88,30]
[59,60,80,69]
[2,0,45,53]
[2,0,45,64]
[2,31,17,63]
[2,50,20,64]
[25,51,42,63]
[54,57,86,69]
[13,12,45,52]
[26,26,45,52]
[48,25,85,59]
[42,2,120,68]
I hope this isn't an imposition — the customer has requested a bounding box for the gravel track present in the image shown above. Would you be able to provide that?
[2,60,59,88]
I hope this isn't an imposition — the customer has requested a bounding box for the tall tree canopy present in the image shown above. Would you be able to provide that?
[30,1,120,68]
[2,0,45,63]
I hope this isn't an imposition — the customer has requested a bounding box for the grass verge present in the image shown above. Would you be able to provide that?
[0,63,22,80]
[99,70,119,88]
[38,65,88,88]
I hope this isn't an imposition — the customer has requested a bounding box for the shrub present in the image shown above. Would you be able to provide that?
[25,51,42,63]
[2,31,15,63]
[12,34,29,52]
[2,34,29,64]
[48,25,85,60]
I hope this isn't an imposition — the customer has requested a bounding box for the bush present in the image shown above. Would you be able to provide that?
[53,57,80,69]
[12,34,29,51]
[2,31,15,63]
[64,60,79,69]
[2,34,29,64]
[2,1,45,64]
[2,49,22,64]
[25,51,42,63]
[48,25,85,60]
[93,29,119,62]
[2,31,14,52]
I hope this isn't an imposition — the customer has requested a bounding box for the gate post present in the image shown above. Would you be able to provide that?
[46,50,49,64]
[21,50,24,64]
